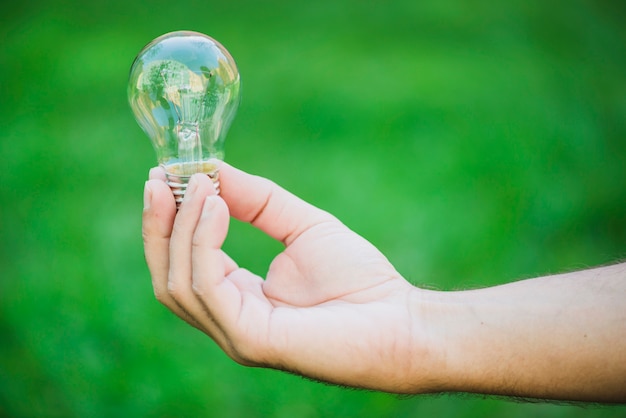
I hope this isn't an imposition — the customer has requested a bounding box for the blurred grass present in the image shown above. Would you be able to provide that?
[1,0,625,416]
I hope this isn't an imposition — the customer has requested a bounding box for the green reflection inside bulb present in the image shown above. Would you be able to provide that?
[128,31,240,173]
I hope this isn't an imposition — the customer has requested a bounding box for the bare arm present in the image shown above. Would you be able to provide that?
[142,163,626,402]
[435,263,626,402]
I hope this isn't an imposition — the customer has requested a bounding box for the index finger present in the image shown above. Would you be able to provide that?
[142,177,176,300]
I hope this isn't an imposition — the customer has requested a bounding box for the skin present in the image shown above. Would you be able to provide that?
[142,163,626,403]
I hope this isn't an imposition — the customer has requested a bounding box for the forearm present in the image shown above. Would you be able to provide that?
[421,263,626,402]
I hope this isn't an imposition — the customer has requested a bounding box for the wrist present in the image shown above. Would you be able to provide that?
[399,286,457,394]
[414,287,524,397]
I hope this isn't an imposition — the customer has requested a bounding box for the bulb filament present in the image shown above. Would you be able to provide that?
[160,68,207,175]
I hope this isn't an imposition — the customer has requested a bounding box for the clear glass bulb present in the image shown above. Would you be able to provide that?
[128,31,240,206]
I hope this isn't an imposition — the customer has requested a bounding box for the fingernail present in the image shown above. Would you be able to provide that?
[202,196,218,215]
[143,181,152,210]
[185,175,198,201]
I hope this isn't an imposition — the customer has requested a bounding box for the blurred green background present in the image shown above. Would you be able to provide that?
[1,0,625,416]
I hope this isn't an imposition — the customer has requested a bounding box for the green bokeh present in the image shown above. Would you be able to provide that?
[1,0,625,416]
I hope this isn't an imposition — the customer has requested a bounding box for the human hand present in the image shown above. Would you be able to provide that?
[142,164,438,392]
[141,163,626,401]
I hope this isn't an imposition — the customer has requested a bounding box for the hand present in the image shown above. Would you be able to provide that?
[141,163,626,401]
[142,164,438,392]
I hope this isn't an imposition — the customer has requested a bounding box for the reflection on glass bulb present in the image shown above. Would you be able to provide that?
[128,31,240,206]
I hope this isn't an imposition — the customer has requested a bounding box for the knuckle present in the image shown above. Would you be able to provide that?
[153,287,167,303]
[191,281,206,297]
[191,233,204,249]
[167,281,183,299]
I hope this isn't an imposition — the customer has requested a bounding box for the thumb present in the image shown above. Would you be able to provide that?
[218,163,337,246]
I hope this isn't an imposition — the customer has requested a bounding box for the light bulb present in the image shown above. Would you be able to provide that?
[128,31,240,206]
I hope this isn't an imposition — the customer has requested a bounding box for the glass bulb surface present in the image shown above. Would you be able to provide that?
[128,31,240,204]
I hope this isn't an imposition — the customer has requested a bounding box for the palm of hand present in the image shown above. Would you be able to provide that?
[261,221,404,307]
[225,220,416,388]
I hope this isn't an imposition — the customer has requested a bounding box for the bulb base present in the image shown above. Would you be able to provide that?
[163,161,221,209]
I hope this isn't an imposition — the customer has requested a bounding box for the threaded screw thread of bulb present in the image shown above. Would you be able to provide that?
[163,161,221,209]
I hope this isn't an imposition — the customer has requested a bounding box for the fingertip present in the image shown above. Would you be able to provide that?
[217,163,269,212]
[195,195,230,246]
[182,173,218,206]
[201,172,219,196]
[202,194,219,213]
[200,194,227,221]
[149,166,167,181]
[144,178,177,217]
[184,174,200,202]
[143,181,153,211]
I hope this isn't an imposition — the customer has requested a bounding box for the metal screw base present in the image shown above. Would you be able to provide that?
[165,167,220,209]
